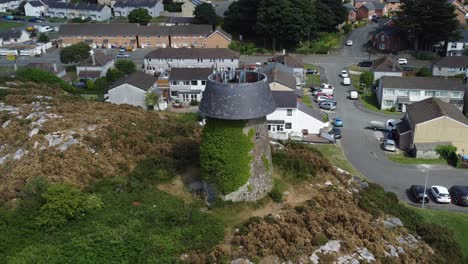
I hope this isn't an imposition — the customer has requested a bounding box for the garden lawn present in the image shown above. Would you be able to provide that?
[305,64,321,86]
[387,153,446,165]
[359,89,401,115]
[0,21,25,31]
[311,144,363,177]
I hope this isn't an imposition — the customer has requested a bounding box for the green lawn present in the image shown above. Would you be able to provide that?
[0,21,25,31]
[348,64,363,72]
[311,144,363,177]
[359,89,401,115]
[0,66,15,77]
[414,208,468,258]
[301,95,314,108]
[387,153,446,165]
[296,32,344,54]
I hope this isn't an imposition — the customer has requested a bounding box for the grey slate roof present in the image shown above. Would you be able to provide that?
[169,68,213,81]
[111,71,157,91]
[59,23,139,36]
[396,121,411,134]
[145,48,239,59]
[363,2,386,10]
[78,51,113,67]
[297,102,324,121]
[114,0,159,8]
[271,54,304,68]
[165,17,194,24]
[406,97,468,126]
[138,26,170,36]
[169,25,212,36]
[380,76,466,91]
[433,56,468,68]
[48,1,106,11]
[371,56,402,72]
[28,1,45,7]
[0,29,22,41]
[199,71,277,120]
[25,63,65,74]
[259,62,296,90]
[343,3,355,11]
[271,91,297,108]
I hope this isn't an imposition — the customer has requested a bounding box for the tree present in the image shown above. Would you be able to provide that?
[194,3,217,28]
[93,77,109,91]
[359,71,374,88]
[314,0,347,32]
[115,60,136,75]
[397,0,459,51]
[145,92,160,109]
[38,33,49,43]
[106,68,125,82]
[416,67,432,77]
[463,48,468,56]
[18,1,27,16]
[223,0,261,37]
[163,0,182,12]
[128,8,151,25]
[60,42,91,64]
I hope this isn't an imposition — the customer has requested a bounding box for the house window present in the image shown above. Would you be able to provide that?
[451,43,457,48]
[383,89,394,95]
[379,44,385,49]
[191,80,197,85]
[450,91,462,98]
[286,109,292,116]
[438,67,442,71]
[425,91,436,96]
[255,132,260,140]
[267,125,271,131]
[409,90,420,96]
[285,123,292,129]
[182,94,190,102]
[171,91,178,96]
[190,94,197,100]
[448,68,456,72]
[276,125,284,131]
[171,81,178,85]
[384,100,394,107]
[437,91,447,97]
[397,90,408,96]
[183,81,190,85]
[201,81,206,85]
[380,35,385,41]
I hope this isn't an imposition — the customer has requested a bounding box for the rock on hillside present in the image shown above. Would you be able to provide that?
[0,83,200,201]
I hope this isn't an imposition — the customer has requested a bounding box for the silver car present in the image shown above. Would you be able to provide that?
[320,102,336,110]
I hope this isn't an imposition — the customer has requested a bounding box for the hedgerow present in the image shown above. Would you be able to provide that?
[200,118,254,194]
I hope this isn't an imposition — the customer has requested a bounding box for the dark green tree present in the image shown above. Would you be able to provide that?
[60,42,91,64]
[416,67,432,77]
[193,3,217,28]
[106,68,125,82]
[314,0,347,32]
[18,1,27,16]
[163,0,182,12]
[128,8,152,25]
[397,0,459,51]
[115,60,136,75]
[93,77,109,91]
[38,33,49,43]
[359,71,374,88]
[223,0,261,37]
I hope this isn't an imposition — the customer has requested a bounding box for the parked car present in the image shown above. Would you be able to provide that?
[320,83,334,89]
[313,88,334,96]
[346,40,353,46]
[449,185,468,206]
[315,92,332,98]
[318,99,337,106]
[119,47,126,53]
[430,185,451,203]
[331,127,341,139]
[358,61,372,67]
[349,90,358,100]
[340,70,349,78]
[333,118,343,127]
[398,58,408,65]
[402,66,413,72]
[409,185,429,203]
[383,139,396,152]
[319,102,336,110]
[72,81,86,88]
[342,77,351,86]
[116,53,130,58]
[316,95,332,102]
[306,69,318,75]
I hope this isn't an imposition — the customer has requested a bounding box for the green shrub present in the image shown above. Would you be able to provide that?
[189,100,199,106]
[272,143,324,181]
[268,179,284,203]
[15,68,77,93]
[115,60,136,75]
[435,145,457,159]
[200,119,254,194]
[342,23,352,33]
[416,52,437,60]
[417,223,463,263]
[311,232,328,246]
[228,41,260,55]
[389,106,396,112]
[129,157,176,185]
[416,67,432,77]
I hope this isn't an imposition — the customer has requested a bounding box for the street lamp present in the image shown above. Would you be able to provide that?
[420,165,430,209]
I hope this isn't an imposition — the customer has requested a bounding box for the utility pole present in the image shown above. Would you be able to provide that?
[422,169,428,209]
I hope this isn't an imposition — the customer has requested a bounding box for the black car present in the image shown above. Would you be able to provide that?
[332,127,341,139]
[358,61,372,67]
[449,185,468,206]
[306,69,318,75]
[409,185,429,203]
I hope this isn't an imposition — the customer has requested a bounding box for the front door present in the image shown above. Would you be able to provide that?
[271,125,276,132]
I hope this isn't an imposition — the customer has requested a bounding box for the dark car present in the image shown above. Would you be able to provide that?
[332,127,341,139]
[358,61,372,67]
[409,185,429,203]
[449,185,468,206]
[306,69,318,75]
[402,66,413,72]
[72,80,86,88]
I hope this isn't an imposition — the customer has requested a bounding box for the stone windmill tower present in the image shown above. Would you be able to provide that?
[199,70,277,202]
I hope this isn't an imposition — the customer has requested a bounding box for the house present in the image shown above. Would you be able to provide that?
[446,29,468,56]
[164,17,194,26]
[343,3,357,23]
[371,20,408,52]
[259,62,296,91]
[25,63,66,78]
[357,2,387,21]
[169,67,212,102]
[58,23,140,49]
[169,25,212,48]
[269,53,304,86]
[0,29,30,47]
[354,0,381,8]
[47,2,112,21]
[0,0,21,12]
[76,51,114,79]
[181,0,202,17]
[24,1,47,17]
[144,48,239,75]
[106,71,161,110]
[449,0,467,25]
[204,29,231,48]
[377,76,466,112]
[396,97,468,157]
[113,0,164,17]
[385,0,401,16]
[432,56,468,77]
[138,26,170,48]
[371,56,403,81]
[266,91,328,138]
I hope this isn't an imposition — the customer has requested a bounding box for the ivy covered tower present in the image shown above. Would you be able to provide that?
[199,70,277,202]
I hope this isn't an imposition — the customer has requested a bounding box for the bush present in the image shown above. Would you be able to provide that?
[114,60,136,75]
[106,68,125,82]
[389,106,396,112]
[37,33,49,43]
[359,71,374,88]
[228,41,260,55]
[416,51,437,60]
[416,67,432,77]
[129,157,176,185]
[268,179,284,202]
[15,68,76,93]
[311,232,328,246]
[435,145,458,166]
[189,100,199,106]
[416,223,463,263]
[342,23,352,34]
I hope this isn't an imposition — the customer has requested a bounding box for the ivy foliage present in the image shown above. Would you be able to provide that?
[200,119,254,194]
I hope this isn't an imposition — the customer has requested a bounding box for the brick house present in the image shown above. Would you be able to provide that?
[449,0,467,25]
[371,19,409,52]
[343,3,357,23]
[137,26,170,49]
[203,29,232,48]
[357,2,387,21]
[354,0,381,8]
[386,0,401,16]
[169,25,211,48]
[113,0,164,18]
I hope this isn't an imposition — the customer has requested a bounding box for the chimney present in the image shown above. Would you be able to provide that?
[53,63,57,73]
[91,53,96,66]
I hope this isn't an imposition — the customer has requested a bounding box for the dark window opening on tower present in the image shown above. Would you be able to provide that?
[255,132,260,140]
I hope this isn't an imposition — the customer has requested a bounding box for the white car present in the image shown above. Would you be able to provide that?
[340,70,349,78]
[430,185,451,203]
[383,139,396,152]
[346,40,353,46]
[315,96,331,102]
[398,58,408,65]
[116,53,130,58]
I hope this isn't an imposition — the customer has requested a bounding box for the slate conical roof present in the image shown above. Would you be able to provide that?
[199,71,277,120]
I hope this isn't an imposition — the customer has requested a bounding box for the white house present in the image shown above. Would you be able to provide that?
[181,0,202,17]
[47,2,112,21]
[371,56,403,81]
[113,0,164,17]
[24,1,47,17]
[0,29,30,47]
[144,48,239,76]
[267,91,329,138]
[0,0,21,12]
[107,71,160,110]
[270,53,305,86]
[446,29,468,56]
[169,67,212,102]
[377,76,466,112]
[76,51,114,79]
[432,56,468,77]
[259,62,297,91]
